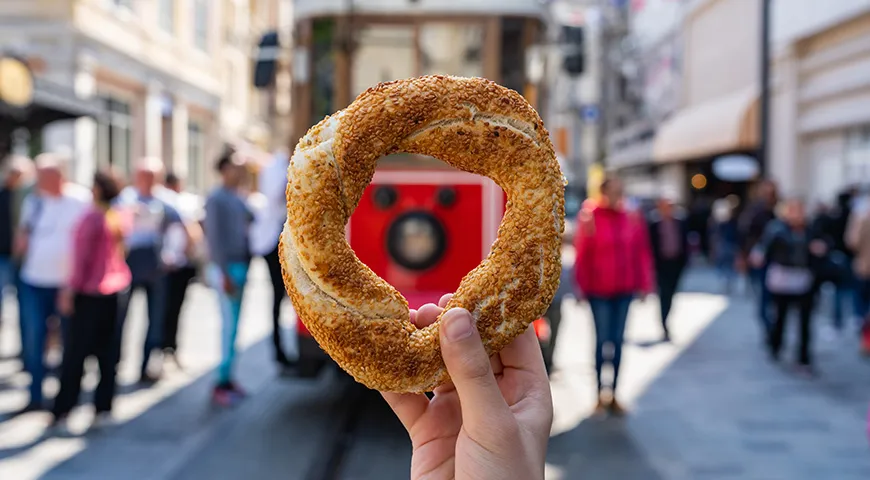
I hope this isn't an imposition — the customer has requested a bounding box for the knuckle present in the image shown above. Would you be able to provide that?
[459,354,494,384]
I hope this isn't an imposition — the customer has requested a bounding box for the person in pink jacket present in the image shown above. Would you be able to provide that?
[51,169,132,431]
[573,175,654,416]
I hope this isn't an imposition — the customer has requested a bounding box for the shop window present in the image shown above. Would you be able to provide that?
[187,122,205,193]
[193,0,209,51]
[845,126,870,184]
[10,128,42,159]
[159,0,174,34]
[96,96,132,175]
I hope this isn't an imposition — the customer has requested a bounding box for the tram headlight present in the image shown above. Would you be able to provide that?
[373,185,398,209]
[386,211,447,271]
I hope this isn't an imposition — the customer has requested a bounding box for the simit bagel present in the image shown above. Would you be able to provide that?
[279,75,564,393]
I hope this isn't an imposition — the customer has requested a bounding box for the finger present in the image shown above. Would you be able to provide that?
[415,303,443,328]
[496,328,549,408]
[499,326,547,376]
[438,293,453,308]
[409,309,418,325]
[381,392,430,433]
[439,308,510,427]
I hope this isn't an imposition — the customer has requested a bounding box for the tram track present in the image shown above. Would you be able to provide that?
[304,374,372,480]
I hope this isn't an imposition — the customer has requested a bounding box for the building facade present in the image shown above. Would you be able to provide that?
[543,0,606,190]
[605,0,684,199]
[607,0,870,206]
[0,0,286,192]
[769,0,870,203]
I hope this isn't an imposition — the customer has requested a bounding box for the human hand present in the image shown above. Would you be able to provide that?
[382,294,553,480]
[57,289,74,317]
[748,251,764,268]
[809,239,827,257]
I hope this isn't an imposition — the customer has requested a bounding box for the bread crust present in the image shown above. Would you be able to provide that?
[279,75,565,393]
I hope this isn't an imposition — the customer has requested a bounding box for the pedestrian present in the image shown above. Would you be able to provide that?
[647,192,689,342]
[114,157,184,384]
[248,147,294,373]
[710,198,740,293]
[15,153,91,411]
[574,175,654,416]
[825,189,860,334]
[750,198,829,376]
[51,168,131,432]
[159,172,204,370]
[0,155,34,358]
[382,294,552,480]
[204,147,254,406]
[739,179,779,338]
[687,196,713,261]
[845,192,870,355]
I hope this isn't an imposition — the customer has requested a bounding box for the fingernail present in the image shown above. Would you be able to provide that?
[442,308,473,342]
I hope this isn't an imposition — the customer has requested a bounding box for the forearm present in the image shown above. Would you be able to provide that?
[12,230,27,259]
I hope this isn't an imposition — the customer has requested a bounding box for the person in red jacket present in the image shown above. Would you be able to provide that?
[573,175,654,416]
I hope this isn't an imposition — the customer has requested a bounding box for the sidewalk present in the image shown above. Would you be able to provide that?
[546,268,870,480]
[0,260,307,480]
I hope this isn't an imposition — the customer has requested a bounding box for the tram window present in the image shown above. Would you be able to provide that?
[352,25,415,98]
[418,22,484,78]
[311,18,336,120]
[500,18,525,94]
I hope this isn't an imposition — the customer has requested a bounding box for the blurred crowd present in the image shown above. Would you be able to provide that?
[4,144,868,436]
[571,175,870,416]
[0,145,295,434]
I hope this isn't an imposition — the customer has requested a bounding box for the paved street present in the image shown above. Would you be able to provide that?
[1,262,869,479]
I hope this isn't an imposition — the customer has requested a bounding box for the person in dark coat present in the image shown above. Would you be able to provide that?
[739,179,779,336]
[710,198,740,294]
[825,188,859,331]
[750,198,831,375]
[647,194,690,342]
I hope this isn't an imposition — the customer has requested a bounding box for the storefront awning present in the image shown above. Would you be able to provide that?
[25,77,104,129]
[1,78,103,132]
[652,85,759,163]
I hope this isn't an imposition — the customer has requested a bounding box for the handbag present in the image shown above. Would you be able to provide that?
[765,262,814,295]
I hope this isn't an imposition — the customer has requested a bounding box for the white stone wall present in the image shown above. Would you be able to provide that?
[772,0,870,50]
[771,9,870,203]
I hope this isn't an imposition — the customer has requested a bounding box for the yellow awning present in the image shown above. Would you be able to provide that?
[652,86,759,163]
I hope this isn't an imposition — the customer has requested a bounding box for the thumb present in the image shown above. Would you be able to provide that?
[439,308,510,427]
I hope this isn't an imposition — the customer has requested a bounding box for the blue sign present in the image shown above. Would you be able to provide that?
[580,104,599,123]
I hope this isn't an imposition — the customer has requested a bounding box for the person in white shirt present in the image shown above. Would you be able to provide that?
[248,148,294,371]
[159,172,204,369]
[15,152,91,411]
[114,157,184,384]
